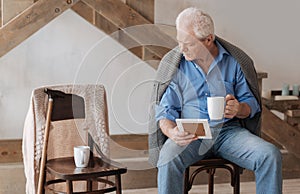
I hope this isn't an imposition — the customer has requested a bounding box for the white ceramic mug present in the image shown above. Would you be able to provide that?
[207,96,225,120]
[74,146,90,168]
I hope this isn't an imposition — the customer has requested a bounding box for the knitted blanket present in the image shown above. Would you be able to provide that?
[22,84,110,194]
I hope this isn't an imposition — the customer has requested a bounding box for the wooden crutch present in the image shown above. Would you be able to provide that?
[37,97,53,194]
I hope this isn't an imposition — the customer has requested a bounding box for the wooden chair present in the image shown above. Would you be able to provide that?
[184,158,242,194]
[36,86,127,194]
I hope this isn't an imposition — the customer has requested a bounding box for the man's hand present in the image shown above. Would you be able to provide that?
[159,119,197,146]
[225,94,250,119]
[168,126,197,146]
[224,94,240,118]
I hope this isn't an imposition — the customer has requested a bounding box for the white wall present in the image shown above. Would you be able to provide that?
[155,0,300,93]
[0,10,155,139]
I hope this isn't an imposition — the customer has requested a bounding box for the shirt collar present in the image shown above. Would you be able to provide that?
[215,40,230,61]
[207,40,230,73]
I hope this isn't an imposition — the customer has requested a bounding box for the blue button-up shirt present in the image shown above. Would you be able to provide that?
[155,41,261,126]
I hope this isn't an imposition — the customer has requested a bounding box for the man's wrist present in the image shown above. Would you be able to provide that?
[159,119,176,137]
[236,102,251,119]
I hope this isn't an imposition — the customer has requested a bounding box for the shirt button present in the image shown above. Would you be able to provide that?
[205,93,208,96]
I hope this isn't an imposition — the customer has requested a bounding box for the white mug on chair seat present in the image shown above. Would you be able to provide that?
[74,146,90,168]
[207,96,225,120]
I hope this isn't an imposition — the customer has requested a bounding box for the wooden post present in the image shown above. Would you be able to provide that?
[0,0,2,27]
[0,0,79,57]
[37,98,53,194]
[0,139,22,163]
[257,72,268,96]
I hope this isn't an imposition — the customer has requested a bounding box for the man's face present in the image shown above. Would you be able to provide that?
[176,27,210,62]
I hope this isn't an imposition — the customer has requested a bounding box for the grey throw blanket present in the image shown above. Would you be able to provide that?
[148,36,262,167]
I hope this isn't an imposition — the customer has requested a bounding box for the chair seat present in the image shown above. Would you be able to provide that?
[46,157,127,180]
[45,156,127,193]
[191,158,237,166]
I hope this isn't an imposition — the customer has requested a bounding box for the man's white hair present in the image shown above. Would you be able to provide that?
[176,7,215,40]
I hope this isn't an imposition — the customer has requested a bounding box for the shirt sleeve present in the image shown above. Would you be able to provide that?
[155,81,182,122]
[234,66,261,118]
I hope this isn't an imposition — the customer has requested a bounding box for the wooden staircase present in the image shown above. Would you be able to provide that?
[0,0,79,57]
[0,0,177,69]
[262,99,300,178]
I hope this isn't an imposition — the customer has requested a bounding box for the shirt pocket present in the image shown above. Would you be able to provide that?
[223,81,235,95]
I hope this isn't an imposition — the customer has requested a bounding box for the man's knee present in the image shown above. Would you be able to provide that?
[157,139,187,167]
[157,151,183,168]
[263,143,282,165]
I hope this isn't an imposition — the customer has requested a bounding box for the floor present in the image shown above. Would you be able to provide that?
[1,162,299,193]
[123,178,300,194]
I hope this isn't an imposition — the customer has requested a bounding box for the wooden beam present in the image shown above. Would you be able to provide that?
[0,139,22,163]
[286,109,300,117]
[263,98,300,113]
[110,134,148,150]
[95,11,119,35]
[71,0,94,24]
[126,0,154,23]
[2,0,34,25]
[82,0,177,68]
[118,24,177,51]
[143,45,171,60]
[0,0,79,57]
[113,24,177,67]
[71,0,149,61]
[262,105,300,159]
[257,71,268,80]
[82,0,151,28]
[143,45,171,69]
[129,46,143,59]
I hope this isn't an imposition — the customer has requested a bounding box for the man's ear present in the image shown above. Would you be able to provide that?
[206,34,214,45]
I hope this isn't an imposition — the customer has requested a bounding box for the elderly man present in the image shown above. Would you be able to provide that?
[149,7,282,194]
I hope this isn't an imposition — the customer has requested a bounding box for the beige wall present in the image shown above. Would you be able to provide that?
[155,0,300,93]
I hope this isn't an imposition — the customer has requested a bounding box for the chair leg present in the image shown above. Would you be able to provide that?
[66,180,73,194]
[233,166,240,194]
[184,167,190,194]
[115,174,122,194]
[41,169,46,194]
[208,168,215,194]
[87,180,93,191]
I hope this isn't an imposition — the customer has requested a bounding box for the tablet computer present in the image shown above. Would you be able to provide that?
[175,119,212,139]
